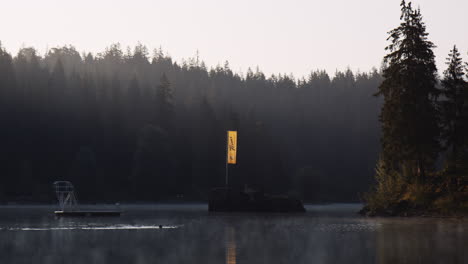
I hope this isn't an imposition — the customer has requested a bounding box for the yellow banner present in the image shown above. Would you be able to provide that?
[227,131,237,164]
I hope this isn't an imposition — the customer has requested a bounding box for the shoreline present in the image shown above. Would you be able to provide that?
[359,205,467,219]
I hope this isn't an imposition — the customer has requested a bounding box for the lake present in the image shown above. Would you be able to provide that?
[0,204,466,263]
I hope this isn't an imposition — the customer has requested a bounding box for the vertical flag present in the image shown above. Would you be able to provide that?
[227,131,237,164]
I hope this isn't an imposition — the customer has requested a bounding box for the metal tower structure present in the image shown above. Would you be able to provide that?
[53,181,78,211]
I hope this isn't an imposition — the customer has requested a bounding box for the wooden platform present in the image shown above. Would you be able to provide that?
[208,187,306,213]
[54,210,122,217]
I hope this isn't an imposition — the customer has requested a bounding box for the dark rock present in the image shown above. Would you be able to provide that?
[358,205,370,216]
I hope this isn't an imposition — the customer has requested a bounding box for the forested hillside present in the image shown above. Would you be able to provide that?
[0,43,382,202]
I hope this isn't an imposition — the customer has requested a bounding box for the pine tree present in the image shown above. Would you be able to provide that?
[0,43,17,105]
[440,45,468,171]
[0,43,17,198]
[376,0,439,180]
[155,73,174,130]
[48,58,66,103]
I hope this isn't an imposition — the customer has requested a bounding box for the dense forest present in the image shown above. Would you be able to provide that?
[0,41,383,203]
[363,1,468,216]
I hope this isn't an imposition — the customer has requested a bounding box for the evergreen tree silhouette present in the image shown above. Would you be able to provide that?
[376,0,440,181]
[440,45,468,172]
[155,73,174,130]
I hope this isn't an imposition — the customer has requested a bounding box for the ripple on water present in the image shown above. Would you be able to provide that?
[2,224,181,231]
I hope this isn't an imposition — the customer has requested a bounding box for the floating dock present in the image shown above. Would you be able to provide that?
[209,187,305,213]
[53,181,122,217]
[54,210,122,217]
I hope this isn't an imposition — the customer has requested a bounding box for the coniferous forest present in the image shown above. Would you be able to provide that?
[0,42,382,203]
[0,1,466,213]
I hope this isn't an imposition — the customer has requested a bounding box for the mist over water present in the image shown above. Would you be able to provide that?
[0,204,466,263]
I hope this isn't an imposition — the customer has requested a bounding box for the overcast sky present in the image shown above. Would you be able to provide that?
[1,0,467,78]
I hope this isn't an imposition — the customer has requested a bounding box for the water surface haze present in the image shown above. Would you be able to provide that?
[0,204,465,263]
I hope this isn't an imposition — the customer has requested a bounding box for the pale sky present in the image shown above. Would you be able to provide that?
[1,0,467,78]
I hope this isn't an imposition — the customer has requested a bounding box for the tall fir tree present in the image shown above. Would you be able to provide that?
[0,43,17,198]
[155,73,174,130]
[0,43,17,106]
[376,0,440,180]
[440,45,468,171]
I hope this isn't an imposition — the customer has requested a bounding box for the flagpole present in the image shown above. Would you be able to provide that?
[225,131,229,188]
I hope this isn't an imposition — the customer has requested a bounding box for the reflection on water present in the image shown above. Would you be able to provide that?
[4,224,180,231]
[375,218,467,264]
[0,204,465,263]
[225,226,236,264]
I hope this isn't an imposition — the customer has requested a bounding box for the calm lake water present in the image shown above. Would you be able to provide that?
[0,204,466,264]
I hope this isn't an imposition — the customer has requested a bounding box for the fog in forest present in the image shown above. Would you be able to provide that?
[0,43,382,203]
